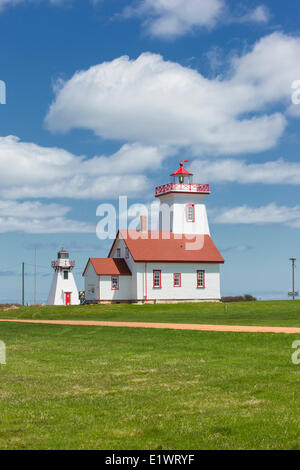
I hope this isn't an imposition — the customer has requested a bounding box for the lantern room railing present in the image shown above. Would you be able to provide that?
[155,182,210,196]
[51,260,75,268]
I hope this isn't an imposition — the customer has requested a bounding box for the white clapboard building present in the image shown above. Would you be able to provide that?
[83,162,224,303]
[47,249,80,306]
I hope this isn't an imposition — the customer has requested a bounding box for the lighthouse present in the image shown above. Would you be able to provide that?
[83,161,224,304]
[155,161,211,235]
[47,248,80,306]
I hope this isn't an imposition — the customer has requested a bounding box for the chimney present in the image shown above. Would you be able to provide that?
[140,215,148,232]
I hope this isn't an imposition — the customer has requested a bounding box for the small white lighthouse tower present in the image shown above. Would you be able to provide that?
[47,248,80,306]
[155,161,211,235]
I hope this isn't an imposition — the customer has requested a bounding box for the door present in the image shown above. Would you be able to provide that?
[65,292,71,306]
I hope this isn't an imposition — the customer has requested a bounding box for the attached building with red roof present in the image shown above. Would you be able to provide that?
[83,162,224,303]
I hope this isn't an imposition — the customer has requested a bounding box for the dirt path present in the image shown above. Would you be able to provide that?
[1,318,300,334]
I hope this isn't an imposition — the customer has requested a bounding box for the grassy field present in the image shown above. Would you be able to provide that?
[1,319,300,450]
[1,299,300,327]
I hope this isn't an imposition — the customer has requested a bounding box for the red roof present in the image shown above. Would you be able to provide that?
[109,230,224,264]
[83,258,132,276]
[170,162,193,177]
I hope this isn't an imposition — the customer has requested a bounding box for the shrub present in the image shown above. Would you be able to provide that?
[221,295,257,303]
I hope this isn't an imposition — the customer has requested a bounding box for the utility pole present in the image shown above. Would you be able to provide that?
[22,262,25,306]
[34,248,37,305]
[289,258,297,300]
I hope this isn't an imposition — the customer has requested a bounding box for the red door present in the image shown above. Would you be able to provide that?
[65,292,71,306]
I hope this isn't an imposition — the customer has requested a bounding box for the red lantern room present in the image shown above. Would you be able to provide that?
[155,161,210,197]
[170,161,193,184]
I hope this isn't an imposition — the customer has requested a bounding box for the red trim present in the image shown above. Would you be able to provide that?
[173,273,181,287]
[153,270,161,289]
[111,276,119,290]
[197,270,205,289]
[129,260,223,264]
[145,263,148,301]
[186,204,195,223]
[156,190,210,198]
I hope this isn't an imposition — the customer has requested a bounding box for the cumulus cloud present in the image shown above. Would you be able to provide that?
[213,203,300,228]
[0,200,94,233]
[121,1,269,39]
[190,158,300,185]
[45,33,300,156]
[0,136,170,199]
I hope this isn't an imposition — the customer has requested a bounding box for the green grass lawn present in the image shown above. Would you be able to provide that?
[1,321,300,449]
[1,300,300,327]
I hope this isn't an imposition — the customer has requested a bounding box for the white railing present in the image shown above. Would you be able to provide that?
[51,260,75,268]
[155,182,210,196]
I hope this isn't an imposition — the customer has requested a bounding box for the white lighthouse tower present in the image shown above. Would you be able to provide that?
[155,161,211,235]
[47,248,80,306]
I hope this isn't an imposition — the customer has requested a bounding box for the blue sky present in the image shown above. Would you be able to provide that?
[0,0,299,303]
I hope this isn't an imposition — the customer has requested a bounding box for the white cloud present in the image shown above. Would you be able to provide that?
[239,5,270,24]
[221,244,254,253]
[0,200,94,233]
[0,0,21,10]
[124,0,225,39]
[213,203,300,227]
[45,33,300,156]
[0,136,170,199]
[0,0,66,11]
[122,1,269,39]
[190,158,300,185]
[0,200,69,218]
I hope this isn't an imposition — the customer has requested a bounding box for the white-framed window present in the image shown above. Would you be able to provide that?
[125,247,129,259]
[153,270,161,288]
[116,248,121,258]
[174,273,181,287]
[186,204,195,222]
[197,270,205,289]
[111,276,119,290]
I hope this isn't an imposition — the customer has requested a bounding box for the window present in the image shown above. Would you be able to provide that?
[111,276,119,290]
[186,204,195,222]
[174,273,181,287]
[116,248,121,258]
[125,247,129,259]
[59,252,69,259]
[197,270,205,289]
[153,270,161,288]
[63,270,69,280]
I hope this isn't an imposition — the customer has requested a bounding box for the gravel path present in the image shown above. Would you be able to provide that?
[1,318,300,334]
